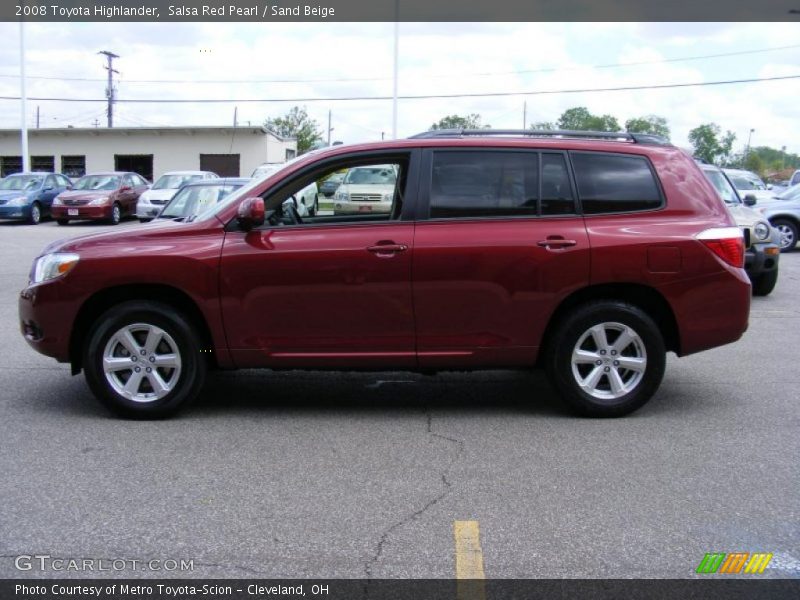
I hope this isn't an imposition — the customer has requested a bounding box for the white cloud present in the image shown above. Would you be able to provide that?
[0,22,798,153]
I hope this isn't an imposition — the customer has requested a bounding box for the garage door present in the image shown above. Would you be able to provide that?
[200,154,240,177]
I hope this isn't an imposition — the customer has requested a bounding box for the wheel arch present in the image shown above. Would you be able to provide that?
[538,283,681,365]
[69,284,216,375]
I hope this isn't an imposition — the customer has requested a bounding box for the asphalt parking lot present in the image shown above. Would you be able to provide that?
[0,218,798,580]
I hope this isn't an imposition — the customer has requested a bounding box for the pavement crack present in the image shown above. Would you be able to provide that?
[363,408,464,579]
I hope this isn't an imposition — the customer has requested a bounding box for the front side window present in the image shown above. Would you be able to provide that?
[429,151,539,218]
[703,169,740,205]
[571,152,662,214]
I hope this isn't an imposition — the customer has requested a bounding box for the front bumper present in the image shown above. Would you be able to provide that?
[0,204,32,220]
[744,242,780,279]
[333,200,392,215]
[136,200,163,219]
[51,204,112,221]
[19,279,77,363]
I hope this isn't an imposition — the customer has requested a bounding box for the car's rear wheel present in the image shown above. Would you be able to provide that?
[83,301,206,418]
[752,269,778,296]
[545,301,666,417]
[109,203,121,225]
[772,219,797,252]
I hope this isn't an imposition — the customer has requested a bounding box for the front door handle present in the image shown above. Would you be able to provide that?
[537,237,577,249]
[367,242,408,256]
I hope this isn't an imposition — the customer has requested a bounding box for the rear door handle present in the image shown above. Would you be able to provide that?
[537,238,577,249]
[367,243,408,256]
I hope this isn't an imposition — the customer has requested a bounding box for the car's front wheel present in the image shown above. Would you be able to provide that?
[752,269,778,296]
[772,218,797,252]
[29,202,42,225]
[545,301,666,417]
[83,301,206,418]
[109,203,122,225]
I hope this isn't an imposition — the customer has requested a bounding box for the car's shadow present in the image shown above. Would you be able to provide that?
[20,367,694,421]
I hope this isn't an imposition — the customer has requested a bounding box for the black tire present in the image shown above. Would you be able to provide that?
[138,217,152,224]
[29,202,42,225]
[56,219,69,226]
[752,269,778,296]
[545,300,666,417]
[83,300,206,418]
[771,218,797,253]
[109,203,121,225]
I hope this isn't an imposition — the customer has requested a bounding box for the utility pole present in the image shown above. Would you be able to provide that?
[19,20,30,172]
[523,101,527,129]
[98,50,119,128]
[36,105,40,129]
[745,128,755,159]
[327,110,333,146]
[391,0,399,139]
[233,106,238,127]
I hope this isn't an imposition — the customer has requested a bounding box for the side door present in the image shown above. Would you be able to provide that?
[413,148,591,368]
[120,174,139,213]
[219,151,420,369]
[40,175,59,208]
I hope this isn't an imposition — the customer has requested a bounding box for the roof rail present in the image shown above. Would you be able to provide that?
[408,128,670,145]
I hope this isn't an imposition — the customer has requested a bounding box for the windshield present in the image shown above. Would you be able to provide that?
[74,175,120,191]
[152,174,203,190]
[704,170,740,205]
[343,166,396,185]
[0,175,43,191]
[728,175,765,191]
[160,184,244,220]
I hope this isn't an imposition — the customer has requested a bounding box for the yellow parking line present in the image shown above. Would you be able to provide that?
[454,520,486,600]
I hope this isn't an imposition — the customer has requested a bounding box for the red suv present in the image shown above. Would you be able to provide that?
[19,130,750,418]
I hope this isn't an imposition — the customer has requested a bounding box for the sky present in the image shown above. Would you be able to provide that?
[0,21,799,154]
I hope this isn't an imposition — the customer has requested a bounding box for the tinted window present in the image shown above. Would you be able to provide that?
[541,153,575,215]
[571,153,662,214]
[430,151,538,218]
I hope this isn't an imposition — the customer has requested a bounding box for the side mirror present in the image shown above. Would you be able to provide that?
[743,194,757,207]
[43,186,54,191]
[238,197,265,229]
[766,184,773,190]
[66,185,73,190]
[119,186,132,193]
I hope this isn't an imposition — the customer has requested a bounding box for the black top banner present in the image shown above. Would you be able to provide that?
[6,0,800,22]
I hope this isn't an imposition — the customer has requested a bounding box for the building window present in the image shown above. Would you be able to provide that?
[61,155,86,178]
[285,149,296,160]
[31,156,55,172]
[0,156,22,177]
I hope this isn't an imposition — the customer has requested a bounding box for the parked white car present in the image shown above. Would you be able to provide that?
[722,168,775,203]
[251,163,319,216]
[136,170,218,221]
[333,165,397,215]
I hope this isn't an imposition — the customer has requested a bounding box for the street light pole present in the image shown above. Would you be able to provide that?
[391,0,399,139]
[19,20,30,173]
[745,128,755,160]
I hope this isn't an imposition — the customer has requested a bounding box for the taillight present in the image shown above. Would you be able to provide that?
[696,227,745,268]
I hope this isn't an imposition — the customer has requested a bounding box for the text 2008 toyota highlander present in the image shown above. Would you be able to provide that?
[20,130,750,418]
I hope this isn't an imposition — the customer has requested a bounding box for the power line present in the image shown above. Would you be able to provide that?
[1,74,798,104]
[1,43,799,85]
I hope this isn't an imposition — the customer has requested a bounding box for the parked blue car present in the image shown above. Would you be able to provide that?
[0,172,73,224]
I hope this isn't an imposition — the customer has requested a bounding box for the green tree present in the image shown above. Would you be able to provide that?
[557,107,620,132]
[688,123,737,165]
[530,121,556,131]
[744,153,766,178]
[625,115,671,140]
[430,114,489,130]
[264,106,323,154]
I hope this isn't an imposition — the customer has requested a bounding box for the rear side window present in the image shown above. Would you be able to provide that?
[430,151,539,218]
[571,152,662,214]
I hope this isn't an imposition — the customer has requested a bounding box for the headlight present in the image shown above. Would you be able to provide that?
[383,192,393,202]
[754,222,770,241]
[88,196,110,206]
[52,196,64,206]
[6,196,28,206]
[336,190,349,201]
[31,253,80,284]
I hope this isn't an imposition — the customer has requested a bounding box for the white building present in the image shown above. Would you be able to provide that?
[0,126,297,180]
